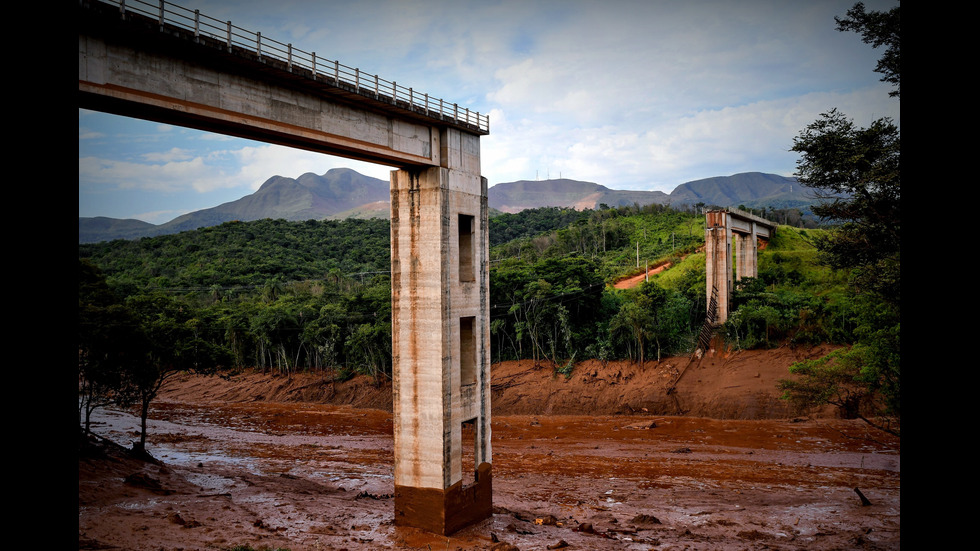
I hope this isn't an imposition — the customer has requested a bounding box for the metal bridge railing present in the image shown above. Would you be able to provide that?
[100,0,490,134]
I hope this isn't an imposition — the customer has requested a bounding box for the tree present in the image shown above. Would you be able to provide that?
[78,260,146,435]
[780,2,900,432]
[835,2,900,98]
[610,297,654,365]
[791,110,899,304]
[126,293,231,453]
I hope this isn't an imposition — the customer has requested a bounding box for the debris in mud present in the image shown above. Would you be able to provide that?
[535,514,558,525]
[124,472,172,494]
[491,542,520,551]
[854,487,873,506]
[671,447,692,453]
[623,420,658,430]
[631,513,662,526]
[576,522,596,533]
[354,490,392,500]
[167,512,186,525]
[737,529,769,540]
[506,522,533,535]
[546,539,569,549]
[166,512,201,528]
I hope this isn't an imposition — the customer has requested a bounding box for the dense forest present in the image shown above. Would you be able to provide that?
[80,204,844,377]
[80,200,896,443]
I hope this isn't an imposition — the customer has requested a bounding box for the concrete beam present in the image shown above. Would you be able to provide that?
[79,14,441,168]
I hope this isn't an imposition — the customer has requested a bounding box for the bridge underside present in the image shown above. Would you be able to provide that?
[80,1,492,536]
[79,12,442,168]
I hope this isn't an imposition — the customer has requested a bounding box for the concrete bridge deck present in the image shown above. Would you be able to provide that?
[79,0,488,167]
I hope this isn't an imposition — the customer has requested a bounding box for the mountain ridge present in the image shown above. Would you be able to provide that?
[79,170,809,243]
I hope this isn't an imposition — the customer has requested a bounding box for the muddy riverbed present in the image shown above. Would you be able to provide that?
[79,381,900,550]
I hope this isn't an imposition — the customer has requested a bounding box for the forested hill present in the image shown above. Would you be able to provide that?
[80,204,860,419]
[78,218,391,293]
[79,168,390,243]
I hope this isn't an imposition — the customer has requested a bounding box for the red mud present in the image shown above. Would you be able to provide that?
[79,347,900,550]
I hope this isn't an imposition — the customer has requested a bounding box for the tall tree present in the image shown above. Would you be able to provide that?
[780,2,900,433]
[791,110,900,304]
[125,293,231,453]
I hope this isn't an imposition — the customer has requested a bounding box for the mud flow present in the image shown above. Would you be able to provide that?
[80,391,899,551]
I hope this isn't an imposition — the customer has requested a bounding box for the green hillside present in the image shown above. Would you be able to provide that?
[79,207,852,373]
[80,205,887,433]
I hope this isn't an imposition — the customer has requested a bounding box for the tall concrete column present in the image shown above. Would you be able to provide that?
[705,211,732,326]
[706,210,775,325]
[390,128,491,535]
[735,223,761,281]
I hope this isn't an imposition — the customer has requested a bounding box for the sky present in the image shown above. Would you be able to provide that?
[79,0,900,224]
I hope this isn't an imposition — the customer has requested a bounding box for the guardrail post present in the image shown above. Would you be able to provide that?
[355,68,360,91]
[288,44,293,71]
[256,32,261,58]
[334,60,339,83]
[226,21,232,52]
[312,52,317,77]
[193,10,200,41]
[157,0,164,30]
[375,74,379,97]
[119,0,126,17]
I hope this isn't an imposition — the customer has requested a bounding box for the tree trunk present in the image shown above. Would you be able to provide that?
[136,396,150,452]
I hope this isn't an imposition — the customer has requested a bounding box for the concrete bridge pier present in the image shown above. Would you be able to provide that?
[79,1,493,534]
[705,209,775,325]
[390,128,492,535]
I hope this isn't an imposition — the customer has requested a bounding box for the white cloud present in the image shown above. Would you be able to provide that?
[483,82,898,193]
[78,129,103,140]
[142,148,196,163]
[80,0,900,217]
[230,145,395,191]
[79,155,215,193]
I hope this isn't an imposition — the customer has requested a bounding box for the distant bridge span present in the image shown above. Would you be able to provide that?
[79,0,493,536]
[705,208,777,325]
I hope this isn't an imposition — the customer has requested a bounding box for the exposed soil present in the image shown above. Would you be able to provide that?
[613,262,673,290]
[79,344,900,550]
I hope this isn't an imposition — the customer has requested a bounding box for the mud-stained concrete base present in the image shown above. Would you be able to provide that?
[394,463,493,535]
